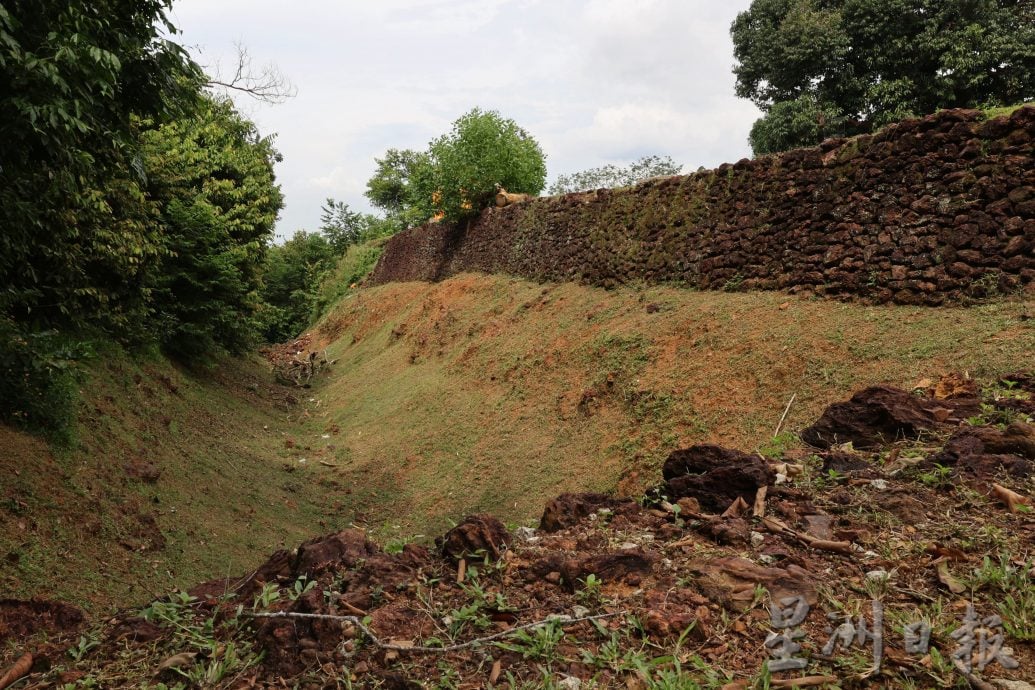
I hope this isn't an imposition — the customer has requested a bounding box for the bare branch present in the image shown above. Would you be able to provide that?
[204,42,296,104]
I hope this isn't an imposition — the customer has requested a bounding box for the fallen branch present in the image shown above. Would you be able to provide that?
[241,610,623,653]
[773,392,797,438]
[762,517,852,554]
[0,653,32,690]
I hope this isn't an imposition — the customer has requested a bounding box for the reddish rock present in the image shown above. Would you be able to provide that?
[927,422,1035,480]
[801,386,976,449]
[437,514,510,561]
[559,549,655,591]
[688,557,816,612]
[661,445,774,513]
[539,493,634,532]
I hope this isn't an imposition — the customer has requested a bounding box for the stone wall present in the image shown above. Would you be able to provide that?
[370,107,1035,305]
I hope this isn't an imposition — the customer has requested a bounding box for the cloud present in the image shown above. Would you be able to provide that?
[171,0,760,238]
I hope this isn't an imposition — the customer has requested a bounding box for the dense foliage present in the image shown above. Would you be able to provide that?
[259,231,336,343]
[0,0,201,328]
[365,109,546,227]
[142,96,284,357]
[364,149,433,230]
[258,198,399,343]
[732,0,1035,153]
[425,108,547,223]
[0,2,285,434]
[548,155,683,195]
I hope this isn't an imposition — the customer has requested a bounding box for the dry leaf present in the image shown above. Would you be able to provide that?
[0,653,33,690]
[936,561,966,594]
[721,496,750,518]
[156,652,197,673]
[489,659,502,685]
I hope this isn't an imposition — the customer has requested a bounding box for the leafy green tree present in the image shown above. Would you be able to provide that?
[364,149,427,215]
[0,0,201,329]
[548,155,683,195]
[141,96,283,357]
[319,199,366,253]
[425,108,547,223]
[732,0,1035,154]
[259,231,336,342]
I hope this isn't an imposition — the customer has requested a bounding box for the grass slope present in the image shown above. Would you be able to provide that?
[306,274,1033,542]
[2,275,1031,615]
[0,351,353,613]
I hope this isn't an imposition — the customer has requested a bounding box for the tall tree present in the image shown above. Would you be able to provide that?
[0,0,201,329]
[731,0,1035,154]
[141,96,284,357]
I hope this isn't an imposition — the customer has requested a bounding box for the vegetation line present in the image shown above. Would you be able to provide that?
[241,610,624,653]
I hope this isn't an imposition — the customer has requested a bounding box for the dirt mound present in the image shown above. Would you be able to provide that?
[437,514,510,561]
[927,422,1035,481]
[801,385,979,449]
[0,599,83,642]
[190,529,379,601]
[539,493,636,532]
[660,445,774,512]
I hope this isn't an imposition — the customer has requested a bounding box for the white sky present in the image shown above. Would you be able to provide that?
[169,0,761,239]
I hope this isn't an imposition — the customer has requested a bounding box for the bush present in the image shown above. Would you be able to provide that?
[0,320,90,442]
[312,239,387,320]
[423,108,546,223]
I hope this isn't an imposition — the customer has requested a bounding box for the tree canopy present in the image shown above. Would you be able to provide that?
[0,2,286,433]
[427,108,547,223]
[365,109,547,227]
[731,0,1035,154]
[0,0,202,328]
[548,155,683,195]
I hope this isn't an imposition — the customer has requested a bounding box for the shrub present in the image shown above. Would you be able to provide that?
[424,108,546,223]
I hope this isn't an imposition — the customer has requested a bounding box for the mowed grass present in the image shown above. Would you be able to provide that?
[2,274,1031,615]
[309,274,1033,540]
[0,351,356,613]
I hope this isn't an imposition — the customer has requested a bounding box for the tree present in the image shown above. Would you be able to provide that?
[319,198,367,253]
[425,108,547,223]
[731,0,1035,154]
[364,149,428,215]
[548,155,683,195]
[0,0,201,329]
[141,95,284,357]
[259,231,335,342]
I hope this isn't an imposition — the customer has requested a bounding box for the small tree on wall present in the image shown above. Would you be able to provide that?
[423,108,547,224]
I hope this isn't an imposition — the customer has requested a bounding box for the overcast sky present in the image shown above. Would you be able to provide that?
[169,0,761,239]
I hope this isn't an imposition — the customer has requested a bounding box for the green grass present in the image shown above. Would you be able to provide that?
[982,102,1033,119]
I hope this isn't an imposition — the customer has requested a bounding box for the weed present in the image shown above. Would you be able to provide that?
[1000,588,1035,641]
[576,573,604,607]
[915,463,954,489]
[67,631,101,662]
[722,273,744,292]
[287,575,317,601]
[758,432,797,460]
[495,620,566,666]
[253,581,281,609]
